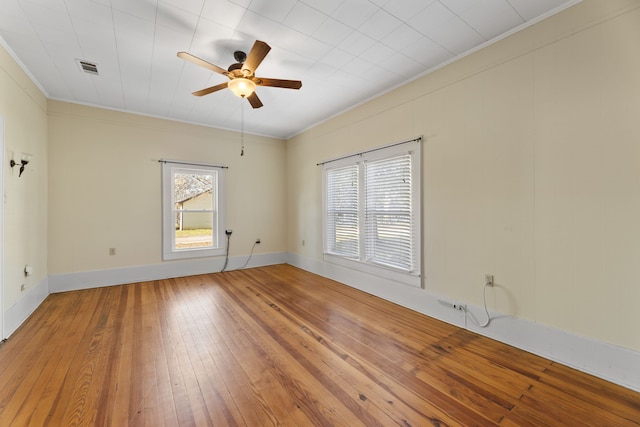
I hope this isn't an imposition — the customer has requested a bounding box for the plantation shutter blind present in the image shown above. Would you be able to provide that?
[365,154,413,271]
[326,165,359,258]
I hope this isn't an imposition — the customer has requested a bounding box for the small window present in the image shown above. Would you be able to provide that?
[162,161,226,260]
[323,139,421,287]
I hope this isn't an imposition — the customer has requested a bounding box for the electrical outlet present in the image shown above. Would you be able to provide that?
[225,229,233,236]
[21,284,25,291]
[437,299,466,312]
[485,274,494,287]
[109,248,116,256]
[255,238,261,244]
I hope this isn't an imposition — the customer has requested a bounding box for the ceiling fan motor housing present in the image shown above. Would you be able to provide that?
[228,51,246,72]
[234,50,247,63]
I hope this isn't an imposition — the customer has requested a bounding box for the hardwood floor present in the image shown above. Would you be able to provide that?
[0,264,638,426]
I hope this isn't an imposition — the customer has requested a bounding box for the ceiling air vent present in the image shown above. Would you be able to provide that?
[76,59,99,75]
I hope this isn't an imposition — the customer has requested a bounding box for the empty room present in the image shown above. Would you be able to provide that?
[1,0,639,425]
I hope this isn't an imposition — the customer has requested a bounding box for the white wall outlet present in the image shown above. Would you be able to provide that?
[485,274,494,286]
[109,248,116,256]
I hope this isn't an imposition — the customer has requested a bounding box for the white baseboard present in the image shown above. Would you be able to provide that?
[4,276,49,338]
[286,253,640,393]
[49,252,287,293]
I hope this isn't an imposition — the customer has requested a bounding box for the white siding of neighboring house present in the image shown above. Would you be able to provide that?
[177,191,213,230]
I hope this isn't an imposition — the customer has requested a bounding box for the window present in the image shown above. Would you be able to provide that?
[162,161,226,260]
[326,164,359,258]
[323,139,421,287]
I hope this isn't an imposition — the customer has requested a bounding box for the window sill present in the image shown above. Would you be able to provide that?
[323,253,422,288]
[163,247,225,261]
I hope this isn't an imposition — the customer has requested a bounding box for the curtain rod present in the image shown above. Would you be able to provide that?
[316,136,422,166]
[158,159,228,169]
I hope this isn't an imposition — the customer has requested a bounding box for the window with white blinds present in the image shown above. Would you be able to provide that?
[326,164,359,258]
[365,154,413,271]
[322,139,421,287]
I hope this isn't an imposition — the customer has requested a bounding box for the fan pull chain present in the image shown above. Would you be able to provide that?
[240,100,245,156]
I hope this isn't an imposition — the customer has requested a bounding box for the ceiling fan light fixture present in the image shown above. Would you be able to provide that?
[178,40,301,108]
[228,78,256,98]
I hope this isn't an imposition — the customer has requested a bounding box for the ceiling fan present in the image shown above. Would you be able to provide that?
[177,40,302,109]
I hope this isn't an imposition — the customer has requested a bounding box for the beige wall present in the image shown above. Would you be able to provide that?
[0,44,48,310]
[47,101,286,274]
[286,0,640,352]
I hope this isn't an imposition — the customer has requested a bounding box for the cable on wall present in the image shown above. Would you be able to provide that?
[221,232,231,272]
[464,282,491,328]
[238,240,258,270]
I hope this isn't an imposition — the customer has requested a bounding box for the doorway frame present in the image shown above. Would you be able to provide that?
[0,116,5,338]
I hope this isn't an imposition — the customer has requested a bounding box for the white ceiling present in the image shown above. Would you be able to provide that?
[0,0,579,139]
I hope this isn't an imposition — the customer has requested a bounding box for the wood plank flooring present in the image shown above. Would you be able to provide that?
[0,264,638,426]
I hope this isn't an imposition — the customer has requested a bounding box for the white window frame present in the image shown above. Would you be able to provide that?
[322,139,422,288]
[162,160,226,260]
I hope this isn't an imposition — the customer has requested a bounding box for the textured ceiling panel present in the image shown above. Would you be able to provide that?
[0,0,580,138]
